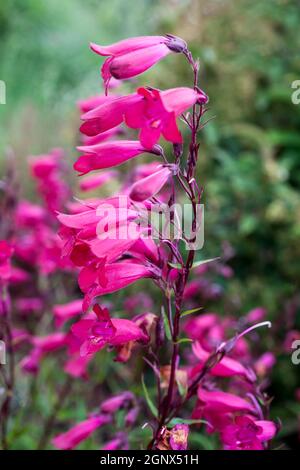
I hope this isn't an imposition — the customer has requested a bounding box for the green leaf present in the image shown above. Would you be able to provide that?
[191,257,220,269]
[141,375,158,418]
[169,418,209,426]
[161,306,172,341]
[176,378,188,399]
[175,338,193,345]
[181,307,203,317]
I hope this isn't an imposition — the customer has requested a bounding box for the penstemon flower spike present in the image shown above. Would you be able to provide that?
[50,34,278,451]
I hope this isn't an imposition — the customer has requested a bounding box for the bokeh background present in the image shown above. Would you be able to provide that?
[1,0,300,449]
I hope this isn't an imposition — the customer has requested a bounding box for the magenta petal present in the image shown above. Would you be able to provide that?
[89,229,143,263]
[129,167,171,202]
[83,262,154,296]
[79,171,118,192]
[162,113,182,144]
[75,141,148,173]
[139,125,161,149]
[110,318,149,344]
[53,299,83,328]
[52,415,110,450]
[124,100,145,129]
[71,319,96,340]
[255,420,277,441]
[109,44,171,80]
[198,388,256,413]
[90,36,166,56]
[161,87,203,114]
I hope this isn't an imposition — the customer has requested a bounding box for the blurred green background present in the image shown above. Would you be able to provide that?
[1,0,300,449]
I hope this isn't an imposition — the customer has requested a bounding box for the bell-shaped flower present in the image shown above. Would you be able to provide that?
[52,415,111,450]
[71,304,149,356]
[90,35,187,88]
[75,140,161,174]
[220,415,277,450]
[129,166,171,202]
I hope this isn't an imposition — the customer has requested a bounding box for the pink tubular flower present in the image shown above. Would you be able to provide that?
[52,414,111,450]
[80,87,207,149]
[29,149,70,213]
[197,388,256,414]
[15,297,43,316]
[71,304,149,356]
[129,166,171,202]
[124,87,208,148]
[220,415,277,450]
[78,261,156,302]
[0,240,13,281]
[31,332,68,353]
[254,352,276,377]
[75,140,161,174]
[21,332,68,374]
[191,342,255,382]
[90,35,187,88]
[80,95,139,136]
[102,433,128,450]
[100,391,134,413]
[64,353,93,379]
[79,171,118,192]
[53,299,83,328]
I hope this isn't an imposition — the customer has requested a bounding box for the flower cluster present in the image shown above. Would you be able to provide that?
[0,34,280,451]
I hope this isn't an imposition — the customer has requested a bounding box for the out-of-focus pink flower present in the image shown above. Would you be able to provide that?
[29,149,70,213]
[246,307,267,324]
[32,332,68,353]
[254,352,276,377]
[169,424,189,450]
[78,95,108,113]
[79,171,118,192]
[15,201,46,226]
[0,240,13,281]
[53,299,83,328]
[102,435,128,450]
[15,297,43,316]
[21,332,68,374]
[191,342,255,381]
[220,415,276,450]
[100,391,134,414]
[197,388,256,414]
[71,304,149,356]
[129,166,171,202]
[12,328,31,349]
[64,353,93,379]
[124,292,153,314]
[90,35,187,88]
[52,415,111,450]
[75,140,161,174]
[185,313,224,350]
[283,330,300,353]
[20,349,41,374]
[125,406,139,427]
